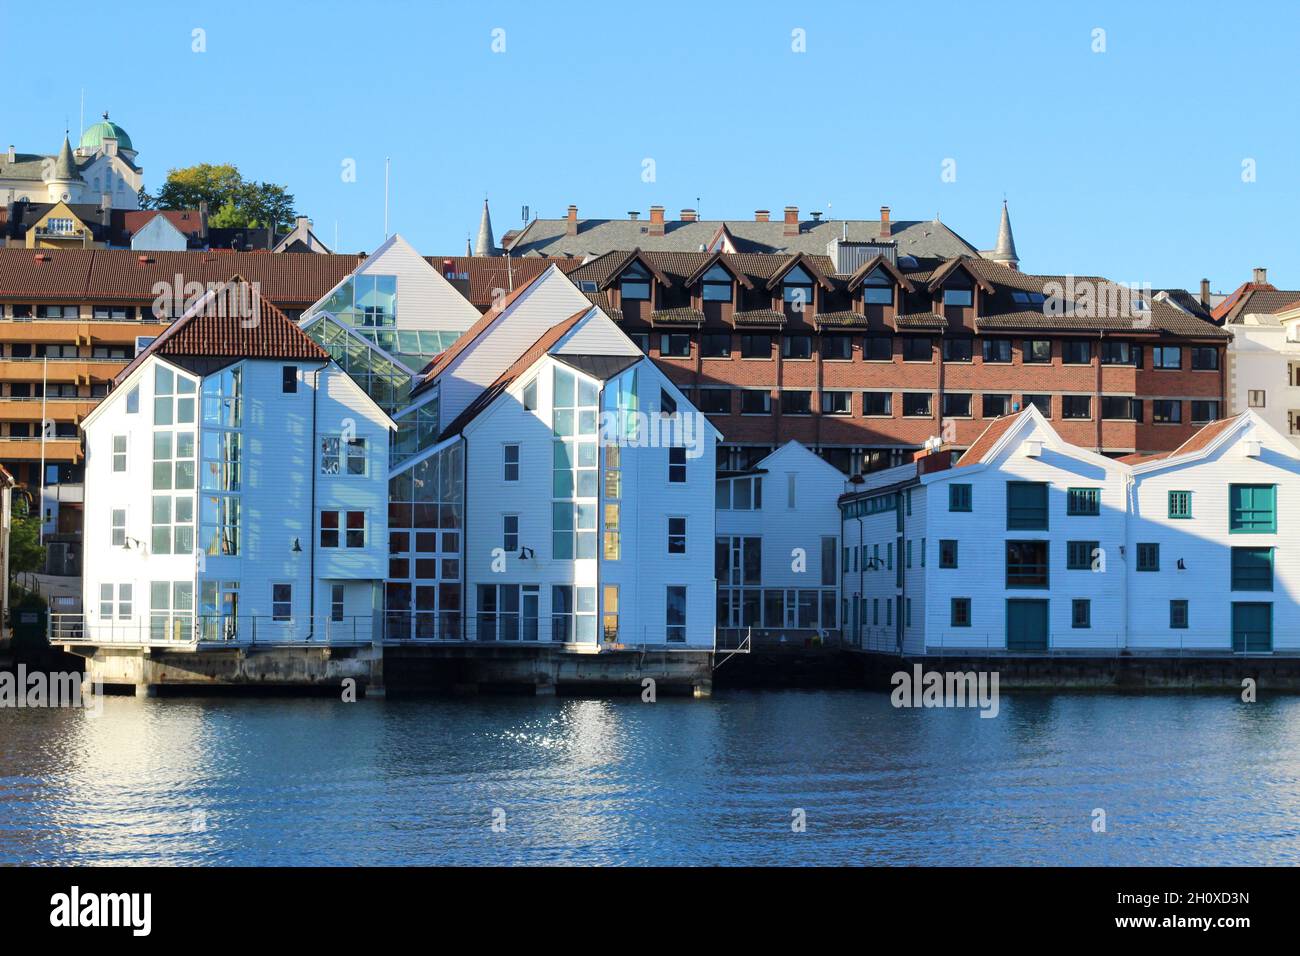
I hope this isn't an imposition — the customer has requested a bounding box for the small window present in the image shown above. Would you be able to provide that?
[822,335,852,360]
[942,338,973,362]
[1066,540,1098,570]
[522,379,538,411]
[126,386,139,414]
[1062,395,1091,419]
[942,393,971,418]
[949,484,972,512]
[820,391,851,415]
[1136,543,1160,572]
[699,388,731,414]
[1023,339,1052,364]
[659,334,690,357]
[1151,346,1182,370]
[1190,401,1219,424]
[782,335,813,360]
[110,508,127,547]
[1023,394,1052,417]
[503,514,519,552]
[862,392,892,416]
[982,339,1012,363]
[701,333,732,357]
[1170,600,1189,629]
[902,392,932,417]
[740,390,771,415]
[666,585,687,643]
[668,516,686,554]
[1152,400,1182,424]
[1072,599,1091,629]
[1168,490,1192,519]
[780,391,812,415]
[668,446,687,483]
[282,366,298,393]
[272,584,293,622]
[331,584,345,623]
[902,337,933,362]
[863,336,893,361]
[740,334,772,358]
[1190,347,1219,371]
[345,511,366,548]
[943,286,973,308]
[1066,487,1101,516]
[1248,390,1266,408]
[503,444,520,481]
[112,435,127,472]
[1062,340,1092,364]
[939,539,958,568]
[951,597,972,627]
[982,393,1010,418]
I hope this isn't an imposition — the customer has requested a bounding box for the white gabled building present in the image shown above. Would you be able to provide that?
[715,441,845,645]
[1128,411,1300,653]
[1225,298,1300,446]
[79,282,395,644]
[842,405,1300,657]
[390,300,718,646]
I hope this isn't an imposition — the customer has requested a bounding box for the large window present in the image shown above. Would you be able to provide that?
[701,264,732,302]
[1229,484,1276,533]
[902,392,932,417]
[740,390,771,415]
[780,390,812,415]
[1062,395,1091,419]
[1231,547,1273,591]
[942,338,973,362]
[1101,396,1141,421]
[1151,346,1182,370]
[1062,340,1091,365]
[701,333,732,357]
[1006,540,1049,588]
[1191,400,1220,424]
[552,585,596,642]
[1191,347,1219,371]
[1100,340,1139,365]
[822,335,852,360]
[821,390,851,415]
[1007,481,1048,530]
[552,366,599,560]
[666,586,688,642]
[782,266,816,311]
[863,335,893,361]
[902,337,933,362]
[321,436,367,476]
[983,393,1010,418]
[863,391,892,416]
[321,274,397,329]
[943,276,973,307]
[942,393,972,418]
[1152,400,1182,424]
[320,510,366,548]
[620,262,651,301]
[477,583,540,642]
[982,339,1012,363]
[862,269,894,306]
[782,335,813,360]
[152,494,195,555]
[740,334,771,358]
[1023,339,1052,364]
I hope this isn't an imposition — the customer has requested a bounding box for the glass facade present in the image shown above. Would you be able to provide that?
[386,441,464,639]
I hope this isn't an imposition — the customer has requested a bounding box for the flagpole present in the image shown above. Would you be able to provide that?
[38,356,48,545]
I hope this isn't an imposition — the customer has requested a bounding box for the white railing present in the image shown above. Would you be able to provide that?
[48,613,378,647]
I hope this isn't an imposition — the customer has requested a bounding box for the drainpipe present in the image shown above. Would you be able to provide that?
[306,364,325,641]
[1095,331,1104,453]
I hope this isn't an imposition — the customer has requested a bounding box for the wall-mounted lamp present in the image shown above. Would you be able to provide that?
[124,536,144,551]
[1177,558,1187,571]
[518,546,536,561]
[292,538,303,553]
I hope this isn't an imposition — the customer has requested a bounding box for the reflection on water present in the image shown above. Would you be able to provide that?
[2,691,1299,865]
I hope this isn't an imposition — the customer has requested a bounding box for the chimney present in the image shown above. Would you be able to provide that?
[879,206,891,238]
[198,200,209,240]
[754,209,770,222]
[680,208,697,222]
[783,206,799,237]
[810,211,822,222]
[1253,267,1268,285]
[649,205,665,237]
[6,145,14,163]
[442,257,455,278]
[627,211,639,221]
[296,216,311,232]
[566,204,578,236]
[1199,278,1211,307]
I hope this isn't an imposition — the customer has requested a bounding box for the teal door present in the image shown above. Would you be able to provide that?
[1232,602,1272,653]
[1006,599,1049,651]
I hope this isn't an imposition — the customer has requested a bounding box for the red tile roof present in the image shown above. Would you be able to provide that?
[113,279,327,385]
[955,413,1023,466]
[1167,414,1245,458]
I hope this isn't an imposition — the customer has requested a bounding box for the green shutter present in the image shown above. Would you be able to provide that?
[949,483,972,512]
[1229,484,1277,533]
[1231,547,1274,591]
[1232,602,1272,652]
[1007,481,1048,530]
[1066,487,1100,516]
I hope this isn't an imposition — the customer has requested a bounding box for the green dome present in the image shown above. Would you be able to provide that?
[79,113,133,152]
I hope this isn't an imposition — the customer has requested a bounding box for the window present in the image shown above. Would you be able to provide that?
[1170,600,1189,629]
[699,388,731,414]
[321,510,366,548]
[951,597,971,627]
[1190,347,1219,371]
[320,436,367,476]
[942,338,973,362]
[112,435,127,472]
[822,335,852,360]
[666,586,687,642]
[1066,487,1100,516]
[862,269,894,305]
[740,390,771,414]
[1152,400,1182,424]
[786,473,798,509]
[1190,400,1220,424]
[1136,543,1159,572]
[863,335,893,361]
[1006,541,1049,588]
[126,386,139,414]
[780,390,812,415]
[1248,390,1266,408]
[1229,484,1276,533]
[862,392,892,416]
[668,516,686,554]
[110,509,127,548]
[701,333,732,357]
[1231,547,1273,591]
[782,266,816,311]
[983,394,1010,418]
[282,366,298,393]
[503,514,519,553]
[943,281,973,308]
[1101,396,1141,421]
[1100,341,1139,365]
[331,584,345,623]
[902,337,933,362]
[821,390,851,415]
[1023,339,1052,364]
[1062,395,1091,419]
[1072,599,1091,628]
[620,262,651,301]
[740,334,771,358]
[716,475,763,511]
[659,333,690,357]
[503,444,520,481]
[782,335,812,359]
[701,264,733,302]
[982,339,1012,363]
[1151,346,1182,370]
[1168,490,1192,519]
[902,392,932,417]
[1007,481,1048,529]
[942,393,972,418]
[820,536,837,586]
[154,494,196,555]
[1066,540,1098,570]
[272,584,292,622]
[523,378,538,411]
[603,585,620,641]
[1062,340,1091,364]
[552,585,593,642]
[1023,394,1051,417]
[939,539,958,568]
[949,484,972,512]
[661,445,687,484]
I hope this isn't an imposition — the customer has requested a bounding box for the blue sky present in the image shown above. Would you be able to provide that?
[4,0,1298,292]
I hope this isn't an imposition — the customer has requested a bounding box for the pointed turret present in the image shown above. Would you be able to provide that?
[991,200,1018,270]
[474,198,497,256]
[52,136,82,183]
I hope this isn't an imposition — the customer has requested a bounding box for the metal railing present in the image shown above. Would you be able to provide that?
[841,627,1291,657]
[380,613,708,650]
[48,613,377,647]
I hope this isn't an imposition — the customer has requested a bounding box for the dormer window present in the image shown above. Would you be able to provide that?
[782,266,816,309]
[620,262,651,301]
[862,269,894,306]
[701,264,733,302]
[943,275,974,307]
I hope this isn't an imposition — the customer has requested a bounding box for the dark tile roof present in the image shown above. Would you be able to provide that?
[651,308,705,326]
[428,255,584,311]
[553,353,642,380]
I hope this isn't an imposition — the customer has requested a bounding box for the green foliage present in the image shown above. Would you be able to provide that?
[144,163,298,230]
[8,511,45,579]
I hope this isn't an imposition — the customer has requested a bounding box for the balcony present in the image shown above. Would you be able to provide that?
[0,397,99,422]
[0,436,82,462]
[0,357,127,383]
[0,318,166,345]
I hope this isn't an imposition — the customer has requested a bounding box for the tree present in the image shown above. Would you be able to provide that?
[145,163,298,230]
[8,508,45,582]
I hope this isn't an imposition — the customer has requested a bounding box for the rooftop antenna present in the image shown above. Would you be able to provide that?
[383,157,391,240]
[79,89,84,141]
